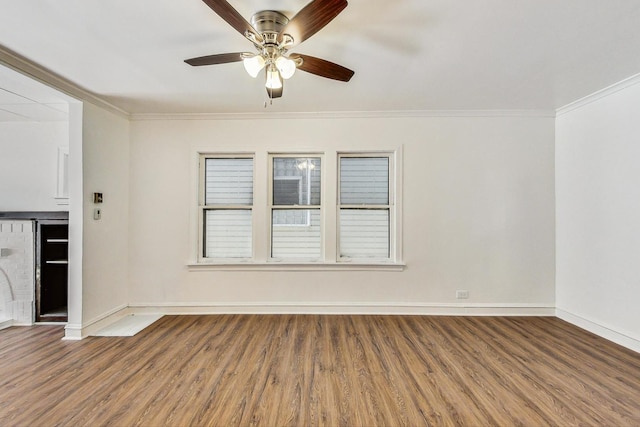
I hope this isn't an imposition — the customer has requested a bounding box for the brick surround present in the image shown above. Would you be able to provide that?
[0,221,34,325]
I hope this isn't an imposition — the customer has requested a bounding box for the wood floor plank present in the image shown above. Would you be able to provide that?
[1,315,639,426]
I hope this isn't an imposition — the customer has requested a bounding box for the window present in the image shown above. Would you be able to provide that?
[338,155,392,260]
[200,157,253,260]
[270,156,322,260]
[196,150,401,268]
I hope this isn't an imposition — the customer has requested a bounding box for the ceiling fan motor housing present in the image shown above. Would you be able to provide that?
[250,10,289,40]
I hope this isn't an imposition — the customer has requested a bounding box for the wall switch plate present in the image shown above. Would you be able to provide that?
[93,208,102,220]
[456,290,469,299]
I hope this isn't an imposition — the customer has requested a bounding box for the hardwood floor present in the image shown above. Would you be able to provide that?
[1,315,639,426]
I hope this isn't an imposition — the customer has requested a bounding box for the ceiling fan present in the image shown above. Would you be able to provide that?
[185,0,355,99]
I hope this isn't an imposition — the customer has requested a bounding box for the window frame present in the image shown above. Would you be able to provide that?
[337,152,395,263]
[193,148,403,270]
[198,154,255,263]
[268,153,323,262]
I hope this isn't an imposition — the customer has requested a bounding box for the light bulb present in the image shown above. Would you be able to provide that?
[243,55,265,78]
[265,66,283,89]
[275,56,297,79]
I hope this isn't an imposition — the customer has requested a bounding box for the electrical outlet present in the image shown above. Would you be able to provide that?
[456,290,469,299]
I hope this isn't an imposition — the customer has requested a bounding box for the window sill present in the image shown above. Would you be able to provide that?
[187,261,405,272]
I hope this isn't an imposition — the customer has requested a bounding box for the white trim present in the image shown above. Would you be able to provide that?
[0,45,128,119]
[556,72,640,116]
[61,304,554,340]
[187,262,405,271]
[66,102,84,340]
[55,305,640,353]
[0,318,13,330]
[198,154,256,263]
[63,304,130,340]
[131,109,556,122]
[1,45,556,122]
[61,305,640,353]
[62,323,83,340]
[556,309,640,353]
[337,152,396,263]
[129,302,554,316]
[55,146,69,203]
[10,321,35,326]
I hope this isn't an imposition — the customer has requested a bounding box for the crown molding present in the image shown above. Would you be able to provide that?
[130,109,555,121]
[0,44,559,121]
[0,45,129,119]
[557,72,640,117]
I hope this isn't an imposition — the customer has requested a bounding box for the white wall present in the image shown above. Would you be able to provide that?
[127,115,555,313]
[80,103,130,325]
[0,121,68,211]
[556,79,640,350]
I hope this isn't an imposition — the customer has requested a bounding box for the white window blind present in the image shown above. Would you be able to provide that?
[205,210,252,258]
[340,157,388,205]
[202,157,253,259]
[205,158,253,205]
[339,156,391,260]
[271,156,321,260]
[271,209,321,259]
[339,209,389,258]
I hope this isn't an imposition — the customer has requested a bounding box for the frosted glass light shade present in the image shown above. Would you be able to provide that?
[243,55,265,78]
[275,56,297,79]
[265,67,283,89]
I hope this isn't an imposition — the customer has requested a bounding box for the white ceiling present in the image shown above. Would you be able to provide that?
[1,0,640,115]
[0,64,68,122]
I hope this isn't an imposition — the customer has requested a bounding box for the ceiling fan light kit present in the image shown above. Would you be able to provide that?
[185,0,354,100]
[265,65,283,90]
[241,54,265,78]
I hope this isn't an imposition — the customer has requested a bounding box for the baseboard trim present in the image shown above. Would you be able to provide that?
[63,323,83,340]
[0,317,12,330]
[63,303,560,340]
[556,309,640,353]
[64,304,130,340]
[129,302,555,316]
[55,305,640,353]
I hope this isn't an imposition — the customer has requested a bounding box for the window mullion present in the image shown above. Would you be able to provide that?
[324,151,337,262]
[253,150,268,262]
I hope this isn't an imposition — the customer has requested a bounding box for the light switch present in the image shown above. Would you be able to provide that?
[93,208,102,220]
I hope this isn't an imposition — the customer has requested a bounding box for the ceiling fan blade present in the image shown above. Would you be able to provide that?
[291,54,354,82]
[279,0,348,46]
[201,0,262,43]
[184,52,244,66]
